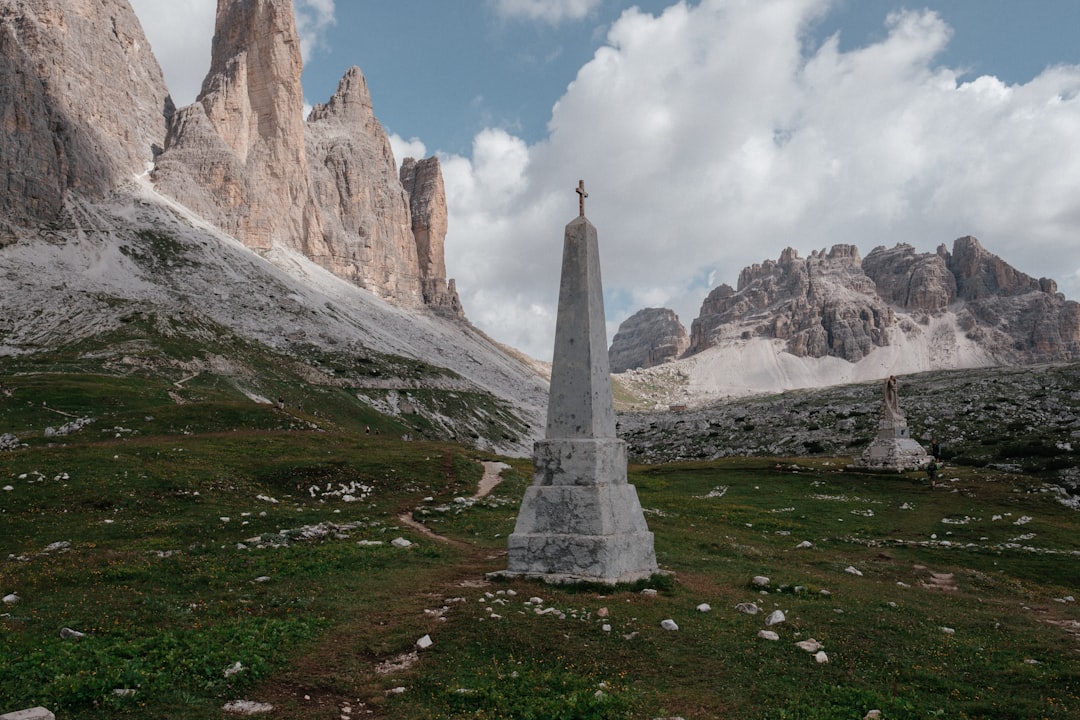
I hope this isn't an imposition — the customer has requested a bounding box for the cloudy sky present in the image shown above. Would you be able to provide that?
[129,0,1080,361]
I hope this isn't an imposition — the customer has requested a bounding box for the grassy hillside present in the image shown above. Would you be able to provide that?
[1,363,1078,718]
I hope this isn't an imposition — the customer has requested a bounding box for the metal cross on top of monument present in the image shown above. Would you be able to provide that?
[497,179,661,585]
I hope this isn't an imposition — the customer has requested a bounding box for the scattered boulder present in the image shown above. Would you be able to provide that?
[416,634,433,650]
[0,434,20,451]
[59,627,85,641]
[391,537,412,548]
[795,639,823,653]
[735,602,760,615]
[758,630,780,641]
[751,576,770,588]
[814,651,829,664]
[661,619,679,631]
[696,603,712,612]
[845,566,864,576]
[764,610,786,626]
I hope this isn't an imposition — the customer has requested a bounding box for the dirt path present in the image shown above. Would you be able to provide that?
[396,460,511,545]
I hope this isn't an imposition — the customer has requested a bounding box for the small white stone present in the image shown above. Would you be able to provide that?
[751,575,770,588]
[814,651,829,663]
[222,700,274,715]
[416,634,434,649]
[528,596,544,605]
[795,540,813,549]
[661,619,679,631]
[2,485,13,492]
[940,626,955,635]
[224,661,245,678]
[391,537,412,548]
[795,639,822,652]
[602,623,612,632]
[2,593,19,604]
[764,609,786,626]
[253,576,271,583]
[220,517,230,523]
[758,630,780,641]
[864,710,883,719]
[735,602,760,615]
[641,588,658,597]
[696,603,712,612]
[385,687,406,695]
[844,566,863,576]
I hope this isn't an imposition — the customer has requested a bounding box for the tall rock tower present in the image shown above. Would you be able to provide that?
[153,0,328,260]
[400,156,464,318]
[503,182,659,584]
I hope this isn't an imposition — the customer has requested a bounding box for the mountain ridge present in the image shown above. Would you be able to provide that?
[612,236,1079,402]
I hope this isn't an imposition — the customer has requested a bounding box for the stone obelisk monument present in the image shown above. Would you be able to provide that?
[854,374,931,472]
[503,181,659,584]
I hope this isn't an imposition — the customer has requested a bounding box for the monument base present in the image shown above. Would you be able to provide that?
[854,418,931,472]
[503,468,658,584]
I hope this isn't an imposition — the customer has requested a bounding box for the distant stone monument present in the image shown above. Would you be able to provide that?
[855,375,931,472]
[501,181,659,584]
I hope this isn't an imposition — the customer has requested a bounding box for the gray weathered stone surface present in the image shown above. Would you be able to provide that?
[0,708,55,720]
[609,307,689,373]
[505,212,658,584]
[0,0,173,224]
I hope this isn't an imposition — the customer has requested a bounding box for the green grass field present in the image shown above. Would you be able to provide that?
[1,371,1078,719]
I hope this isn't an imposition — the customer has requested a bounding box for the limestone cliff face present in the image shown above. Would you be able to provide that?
[400,156,463,318]
[689,244,893,361]
[0,0,173,223]
[683,236,1080,365]
[306,66,422,305]
[609,308,689,373]
[152,0,328,260]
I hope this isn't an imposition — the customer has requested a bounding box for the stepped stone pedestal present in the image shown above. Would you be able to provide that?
[854,376,931,472]
[501,187,658,584]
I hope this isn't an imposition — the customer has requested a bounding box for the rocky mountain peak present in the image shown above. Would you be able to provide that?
[400,156,463,318]
[308,66,374,127]
[692,244,892,362]
[679,236,1079,370]
[0,0,172,224]
[153,0,327,257]
[609,308,689,373]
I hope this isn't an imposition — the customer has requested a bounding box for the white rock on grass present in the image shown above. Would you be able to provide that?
[416,634,434,650]
[795,540,813,549]
[864,711,883,720]
[844,566,863,576]
[391,537,412,548]
[696,603,712,612]
[222,700,274,715]
[814,651,829,664]
[2,593,20,604]
[764,610,786,626]
[751,576,770,588]
[940,626,956,635]
[59,627,85,640]
[758,630,780,641]
[661,619,679,631]
[735,602,760,615]
[223,661,244,678]
[795,639,822,652]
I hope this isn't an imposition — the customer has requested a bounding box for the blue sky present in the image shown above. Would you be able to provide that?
[132,1,1080,360]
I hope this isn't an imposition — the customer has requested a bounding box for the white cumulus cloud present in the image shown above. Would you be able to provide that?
[489,0,602,24]
[444,0,1080,359]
